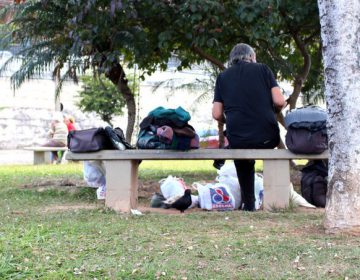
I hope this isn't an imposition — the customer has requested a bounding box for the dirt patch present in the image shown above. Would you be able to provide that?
[42,203,101,213]
[290,165,305,192]
[138,206,203,215]
[19,177,163,198]
[18,177,325,219]
[138,180,161,199]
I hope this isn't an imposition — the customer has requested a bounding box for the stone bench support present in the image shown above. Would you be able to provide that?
[66,149,329,212]
[24,147,68,165]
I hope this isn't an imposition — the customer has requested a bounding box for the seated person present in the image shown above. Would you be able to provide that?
[41,112,68,163]
[64,115,76,132]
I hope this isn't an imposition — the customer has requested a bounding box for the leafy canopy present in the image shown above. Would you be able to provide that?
[141,0,322,100]
[1,0,322,97]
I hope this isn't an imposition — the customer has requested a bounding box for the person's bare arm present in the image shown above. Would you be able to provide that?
[271,87,286,113]
[212,102,226,123]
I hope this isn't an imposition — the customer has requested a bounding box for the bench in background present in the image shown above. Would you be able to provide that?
[24,146,68,165]
[66,149,329,213]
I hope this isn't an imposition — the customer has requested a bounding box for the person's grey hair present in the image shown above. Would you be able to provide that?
[229,43,255,66]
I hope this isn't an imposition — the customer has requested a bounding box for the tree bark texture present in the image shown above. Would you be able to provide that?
[54,65,62,112]
[318,0,360,234]
[107,62,136,143]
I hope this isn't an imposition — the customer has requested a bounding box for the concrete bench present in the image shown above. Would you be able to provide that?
[65,149,329,213]
[24,146,68,165]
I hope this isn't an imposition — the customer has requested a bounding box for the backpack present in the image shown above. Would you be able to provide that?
[104,126,134,150]
[136,127,169,149]
[300,160,328,207]
[286,121,328,154]
[285,106,328,154]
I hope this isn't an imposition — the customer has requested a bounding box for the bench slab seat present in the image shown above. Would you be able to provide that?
[24,146,68,165]
[66,149,329,213]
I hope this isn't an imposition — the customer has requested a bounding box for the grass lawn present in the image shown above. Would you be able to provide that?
[0,162,359,279]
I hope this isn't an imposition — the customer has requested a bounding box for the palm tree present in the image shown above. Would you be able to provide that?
[0,1,139,142]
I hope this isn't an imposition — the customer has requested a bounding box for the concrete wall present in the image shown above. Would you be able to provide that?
[0,78,112,149]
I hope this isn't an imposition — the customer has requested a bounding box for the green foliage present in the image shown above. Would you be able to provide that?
[77,75,128,126]
[140,0,323,102]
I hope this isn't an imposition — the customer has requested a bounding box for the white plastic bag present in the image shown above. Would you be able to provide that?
[84,161,106,200]
[254,174,264,210]
[216,161,263,210]
[96,184,106,200]
[217,161,238,178]
[159,175,187,199]
[189,195,199,208]
[216,175,241,209]
[194,182,236,211]
[289,183,316,208]
[83,161,106,188]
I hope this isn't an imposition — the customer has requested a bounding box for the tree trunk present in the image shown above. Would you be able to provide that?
[106,62,136,143]
[318,0,360,234]
[54,66,62,111]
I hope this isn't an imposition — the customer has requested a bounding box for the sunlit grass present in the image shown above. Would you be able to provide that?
[1,161,359,279]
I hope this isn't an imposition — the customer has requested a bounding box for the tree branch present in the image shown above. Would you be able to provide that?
[293,33,311,79]
[304,29,320,44]
[191,45,225,71]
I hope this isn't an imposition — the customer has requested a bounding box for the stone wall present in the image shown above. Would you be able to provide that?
[0,107,109,149]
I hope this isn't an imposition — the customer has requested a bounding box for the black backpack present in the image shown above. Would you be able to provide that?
[300,160,328,207]
[286,121,328,154]
[285,106,328,154]
[105,126,134,150]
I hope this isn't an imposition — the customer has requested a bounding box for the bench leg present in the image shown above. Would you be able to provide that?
[103,160,139,213]
[33,151,50,165]
[263,159,290,210]
[44,152,52,164]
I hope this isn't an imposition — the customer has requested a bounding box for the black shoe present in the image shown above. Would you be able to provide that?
[213,159,225,170]
[242,202,255,212]
[243,206,255,212]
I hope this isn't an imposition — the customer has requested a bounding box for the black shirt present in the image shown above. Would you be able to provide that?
[213,61,280,147]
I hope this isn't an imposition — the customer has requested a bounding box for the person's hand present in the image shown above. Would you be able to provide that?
[274,99,289,113]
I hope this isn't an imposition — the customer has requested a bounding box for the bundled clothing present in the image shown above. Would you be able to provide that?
[137,106,199,150]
